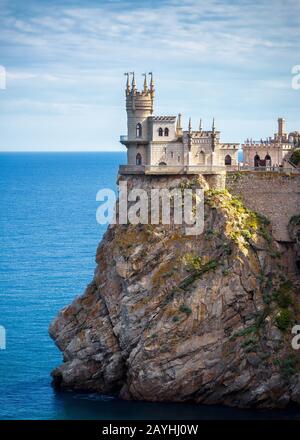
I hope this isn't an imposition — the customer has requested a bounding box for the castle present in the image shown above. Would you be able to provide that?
[120,73,239,173]
[120,73,299,174]
[242,118,300,168]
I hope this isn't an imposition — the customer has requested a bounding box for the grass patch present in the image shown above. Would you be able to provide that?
[275,355,298,379]
[275,309,292,331]
[290,148,300,166]
[229,325,257,341]
[179,304,192,315]
[242,336,258,353]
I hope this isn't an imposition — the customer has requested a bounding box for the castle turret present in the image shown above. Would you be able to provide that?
[122,72,154,144]
[176,113,182,136]
[120,72,154,165]
[277,117,286,139]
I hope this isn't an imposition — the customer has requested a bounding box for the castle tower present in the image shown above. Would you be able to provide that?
[124,72,154,143]
[277,117,286,139]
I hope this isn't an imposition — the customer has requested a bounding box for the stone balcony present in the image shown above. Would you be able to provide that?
[118,164,300,176]
[119,135,128,145]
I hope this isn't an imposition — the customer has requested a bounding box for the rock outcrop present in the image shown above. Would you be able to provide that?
[49,175,300,408]
[289,215,300,274]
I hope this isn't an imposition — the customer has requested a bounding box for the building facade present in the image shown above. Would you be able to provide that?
[242,118,300,168]
[120,73,239,169]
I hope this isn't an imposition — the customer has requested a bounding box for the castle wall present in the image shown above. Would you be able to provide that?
[226,172,300,242]
[215,148,239,166]
[127,113,150,142]
[127,145,148,165]
[189,143,212,165]
[150,142,185,166]
[242,144,294,167]
[151,120,177,142]
[243,146,282,166]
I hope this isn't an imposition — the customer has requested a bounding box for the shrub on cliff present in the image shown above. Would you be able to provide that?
[290,148,300,166]
[275,308,292,331]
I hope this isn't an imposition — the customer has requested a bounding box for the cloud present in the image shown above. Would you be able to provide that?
[0,0,299,150]
[1,0,299,67]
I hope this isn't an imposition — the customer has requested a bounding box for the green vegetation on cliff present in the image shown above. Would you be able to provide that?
[290,148,300,166]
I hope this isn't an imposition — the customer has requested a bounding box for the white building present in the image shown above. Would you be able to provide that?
[242,118,300,168]
[120,73,239,172]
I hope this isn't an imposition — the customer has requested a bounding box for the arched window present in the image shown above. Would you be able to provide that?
[225,154,232,166]
[159,161,167,166]
[178,155,181,163]
[254,154,260,167]
[199,151,205,165]
[265,154,271,166]
[136,123,142,138]
[136,153,142,165]
[158,127,163,136]
[164,127,169,136]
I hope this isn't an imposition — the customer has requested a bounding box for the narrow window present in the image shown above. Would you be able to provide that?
[164,127,169,136]
[225,154,232,166]
[136,123,142,138]
[136,153,142,165]
[158,127,163,136]
[178,155,180,163]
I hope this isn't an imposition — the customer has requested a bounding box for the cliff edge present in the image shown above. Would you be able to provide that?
[49,175,300,408]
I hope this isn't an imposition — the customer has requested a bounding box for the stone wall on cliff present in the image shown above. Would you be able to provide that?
[226,172,300,243]
[50,174,300,408]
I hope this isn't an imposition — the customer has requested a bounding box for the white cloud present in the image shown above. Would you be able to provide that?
[0,0,299,150]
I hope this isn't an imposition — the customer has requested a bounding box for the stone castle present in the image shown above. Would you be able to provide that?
[118,73,300,245]
[242,118,300,168]
[120,72,239,172]
[120,73,299,174]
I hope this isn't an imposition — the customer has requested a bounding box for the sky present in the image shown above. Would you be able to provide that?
[0,0,299,151]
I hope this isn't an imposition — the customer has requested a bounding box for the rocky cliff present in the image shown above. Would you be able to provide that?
[49,174,300,408]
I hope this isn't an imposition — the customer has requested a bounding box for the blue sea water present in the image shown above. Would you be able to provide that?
[0,152,299,420]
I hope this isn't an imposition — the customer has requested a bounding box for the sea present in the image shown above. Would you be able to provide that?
[0,152,299,420]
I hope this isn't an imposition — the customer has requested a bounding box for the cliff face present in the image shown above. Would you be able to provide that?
[49,175,300,408]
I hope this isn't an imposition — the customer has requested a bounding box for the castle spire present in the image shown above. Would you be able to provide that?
[211,118,216,152]
[199,118,202,131]
[142,73,148,93]
[176,113,182,130]
[148,72,154,95]
[124,72,130,95]
[188,117,192,133]
[148,72,154,114]
[131,71,137,93]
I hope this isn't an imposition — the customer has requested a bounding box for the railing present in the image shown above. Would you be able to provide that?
[231,164,300,173]
[119,135,128,142]
[119,164,300,175]
[119,165,145,174]
[144,165,227,174]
